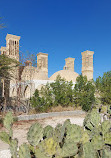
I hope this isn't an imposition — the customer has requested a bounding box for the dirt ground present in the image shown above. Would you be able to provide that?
[0,114,85,151]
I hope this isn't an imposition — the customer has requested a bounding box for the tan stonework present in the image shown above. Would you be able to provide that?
[0,46,6,55]
[81,50,94,80]
[37,52,48,73]
[49,70,79,82]
[6,34,20,61]
[0,34,94,99]
[63,57,75,71]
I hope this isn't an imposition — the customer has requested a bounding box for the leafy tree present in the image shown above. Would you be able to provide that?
[0,54,19,80]
[0,54,19,111]
[74,75,95,111]
[50,75,66,106]
[49,75,73,106]
[30,75,74,112]
[30,89,46,112]
[40,83,53,108]
[95,71,111,105]
[30,75,96,112]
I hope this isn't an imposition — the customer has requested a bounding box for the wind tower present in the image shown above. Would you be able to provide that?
[81,50,94,80]
[37,52,48,80]
[63,57,75,71]
[6,34,21,97]
[6,34,20,61]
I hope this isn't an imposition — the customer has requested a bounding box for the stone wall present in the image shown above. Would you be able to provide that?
[17,110,86,121]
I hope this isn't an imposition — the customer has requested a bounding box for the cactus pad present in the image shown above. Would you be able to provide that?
[53,123,65,143]
[65,124,82,143]
[18,143,31,158]
[61,140,78,157]
[0,131,10,144]
[83,142,97,158]
[91,135,104,150]
[27,123,43,146]
[104,132,111,145]
[43,125,53,139]
[3,112,13,131]
[101,120,111,136]
[38,137,58,156]
[9,139,18,158]
[83,109,101,131]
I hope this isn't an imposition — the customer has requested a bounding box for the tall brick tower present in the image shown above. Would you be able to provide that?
[37,52,48,79]
[37,52,48,73]
[6,34,20,61]
[6,34,20,96]
[81,50,94,80]
[63,57,75,71]
[0,34,21,98]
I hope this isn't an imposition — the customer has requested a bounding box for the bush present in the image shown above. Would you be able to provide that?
[48,75,73,106]
[74,75,95,111]
[30,89,46,112]
[95,71,111,105]
[30,75,96,112]
[30,75,74,112]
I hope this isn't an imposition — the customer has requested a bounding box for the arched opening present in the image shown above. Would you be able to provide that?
[12,88,16,97]
[24,85,30,99]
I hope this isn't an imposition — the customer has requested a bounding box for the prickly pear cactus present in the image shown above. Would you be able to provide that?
[107,105,111,115]
[9,139,18,158]
[18,143,31,158]
[102,148,111,158]
[82,142,97,158]
[63,119,71,129]
[0,112,19,158]
[91,134,104,150]
[61,140,78,157]
[3,112,13,137]
[53,123,65,143]
[65,124,82,143]
[43,125,53,139]
[3,112,13,131]
[101,106,107,114]
[83,109,101,131]
[38,137,58,157]
[1,111,111,158]
[0,131,10,144]
[87,125,102,139]
[101,120,111,136]
[34,148,50,158]
[27,123,43,146]
[74,145,84,158]
[81,131,90,144]
[104,132,111,145]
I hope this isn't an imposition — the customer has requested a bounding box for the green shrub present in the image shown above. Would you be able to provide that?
[30,75,96,112]
[47,75,73,106]
[30,75,74,112]
[95,71,111,105]
[30,89,46,112]
[74,75,95,111]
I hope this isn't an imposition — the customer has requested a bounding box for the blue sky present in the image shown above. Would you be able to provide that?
[0,0,111,80]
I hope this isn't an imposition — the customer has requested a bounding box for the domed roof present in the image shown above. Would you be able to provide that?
[49,70,79,82]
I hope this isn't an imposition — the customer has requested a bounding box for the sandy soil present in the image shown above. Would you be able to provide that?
[0,114,85,151]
